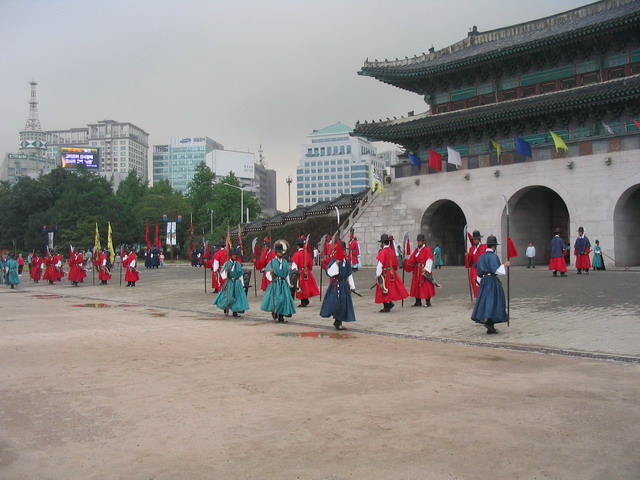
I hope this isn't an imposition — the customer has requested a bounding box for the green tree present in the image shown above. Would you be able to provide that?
[208,172,262,240]
[185,162,216,233]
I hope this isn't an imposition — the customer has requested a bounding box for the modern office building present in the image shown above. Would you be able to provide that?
[46,120,150,181]
[296,122,384,207]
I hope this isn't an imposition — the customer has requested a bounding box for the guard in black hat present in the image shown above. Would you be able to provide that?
[548,227,568,277]
[375,233,409,312]
[471,234,510,334]
[212,246,249,317]
[404,233,437,307]
[465,230,487,298]
[574,226,592,274]
[290,236,320,307]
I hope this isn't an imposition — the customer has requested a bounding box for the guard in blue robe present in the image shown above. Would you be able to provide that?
[471,235,510,334]
[320,241,356,330]
[213,247,250,317]
[260,242,296,322]
[6,254,21,289]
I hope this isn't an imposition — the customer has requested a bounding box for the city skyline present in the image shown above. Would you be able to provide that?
[0,0,587,210]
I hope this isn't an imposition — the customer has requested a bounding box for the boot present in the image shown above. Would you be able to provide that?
[412,299,422,307]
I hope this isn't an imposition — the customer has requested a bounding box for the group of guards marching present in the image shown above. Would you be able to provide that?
[24,247,139,287]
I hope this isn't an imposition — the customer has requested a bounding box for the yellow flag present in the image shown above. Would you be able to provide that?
[490,140,502,159]
[107,222,115,264]
[549,130,568,152]
[370,166,384,194]
[94,222,101,252]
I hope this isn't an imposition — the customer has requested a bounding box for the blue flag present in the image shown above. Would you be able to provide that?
[515,136,532,157]
[408,153,422,167]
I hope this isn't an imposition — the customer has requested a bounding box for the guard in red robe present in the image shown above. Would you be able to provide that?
[67,248,84,287]
[375,233,409,312]
[290,237,320,307]
[403,233,436,307]
[321,234,335,269]
[30,252,44,283]
[211,242,228,292]
[465,230,487,298]
[123,249,140,286]
[348,236,360,271]
[42,252,57,284]
[254,238,276,291]
[97,249,112,285]
[574,226,592,274]
[54,252,65,281]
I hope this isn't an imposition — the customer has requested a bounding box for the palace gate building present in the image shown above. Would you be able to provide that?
[350,0,640,267]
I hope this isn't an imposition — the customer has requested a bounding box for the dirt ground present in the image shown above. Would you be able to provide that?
[1,281,639,480]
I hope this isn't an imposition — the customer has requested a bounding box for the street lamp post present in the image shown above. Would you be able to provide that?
[208,208,214,234]
[286,175,292,211]
[223,183,244,224]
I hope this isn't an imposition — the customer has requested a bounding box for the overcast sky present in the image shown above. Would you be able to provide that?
[1,0,587,209]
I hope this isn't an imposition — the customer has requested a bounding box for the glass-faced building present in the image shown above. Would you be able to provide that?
[296,122,384,206]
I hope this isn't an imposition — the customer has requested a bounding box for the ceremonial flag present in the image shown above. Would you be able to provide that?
[155,221,161,250]
[238,224,244,257]
[408,153,422,167]
[549,130,568,152]
[107,222,115,264]
[490,140,502,160]
[94,222,101,253]
[145,221,151,251]
[515,136,532,157]
[225,222,232,250]
[602,122,615,135]
[204,241,211,259]
[446,147,462,167]
[371,167,384,194]
[507,237,519,259]
[428,150,442,171]
[633,119,640,131]
[253,237,260,259]
[188,221,195,260]
[404,235,411,260]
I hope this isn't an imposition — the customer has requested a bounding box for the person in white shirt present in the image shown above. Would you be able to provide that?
[526,242,536,268]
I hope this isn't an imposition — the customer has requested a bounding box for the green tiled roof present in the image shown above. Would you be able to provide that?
[359,1,640,89]
[310,122,353,136]
[353,75,640,142]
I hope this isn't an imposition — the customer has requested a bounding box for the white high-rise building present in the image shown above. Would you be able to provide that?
[296,122,384,206]
[46,120,150,181]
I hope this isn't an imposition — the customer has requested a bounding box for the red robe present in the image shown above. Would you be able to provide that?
[42,255,57,282]
[97,253,112,281]
[321,240,335,269]
[54,254,65,281]
[254,247,276,291]
[67,252,84,282]
[30,255,43,281]
[403,245,436,300]
[123,252,140,282]
[211,249,229,292]
[291,248,320,300]
[375,246,409,303]
[465,243,487,298]
[348,239,360,266]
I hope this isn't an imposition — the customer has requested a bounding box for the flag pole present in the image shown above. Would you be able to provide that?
[503,195,510,327]
[464,225,473,304]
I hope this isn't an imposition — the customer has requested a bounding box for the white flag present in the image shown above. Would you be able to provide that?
[602,122,615,135]
[447,147,462,167]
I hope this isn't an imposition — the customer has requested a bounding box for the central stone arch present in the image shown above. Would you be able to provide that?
[503,186,570,266]
[421,200,467,266]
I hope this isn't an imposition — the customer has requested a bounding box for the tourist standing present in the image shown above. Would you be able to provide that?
[526,242,536,268]
[592,240,605,271]
[433,244,444,269]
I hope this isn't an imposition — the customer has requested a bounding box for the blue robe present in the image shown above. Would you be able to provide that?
[592,245,605,270]
[260,257,296,316]
[6,259,20,286]
[434,246,444,267]
[213,260,250,313]
[320,258,356,323]
[471,250,507,324]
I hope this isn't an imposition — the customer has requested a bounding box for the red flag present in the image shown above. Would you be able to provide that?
[633,119,640,131]
[155,221,161,250]
[145,221,151,251]
[253,239,260,258]
[204,242,211,258]
[334,239,345,261]
[507,236,519,259]
[467,232,473,245]
[405,236,411,259]
[428,150,442,171]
